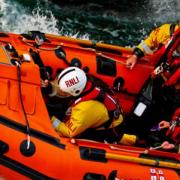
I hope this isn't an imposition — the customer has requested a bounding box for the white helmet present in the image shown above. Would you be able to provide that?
[58,67,87,97]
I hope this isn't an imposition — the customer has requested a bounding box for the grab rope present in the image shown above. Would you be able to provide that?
[70,138,149,154]
[15,61,31,149]
[96,52,154,70]
[21,35,154,70]
[96,52,126,65]
[109,145,149,154]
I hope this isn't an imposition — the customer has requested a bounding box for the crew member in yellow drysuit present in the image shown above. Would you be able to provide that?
[126,23,180,69]
[45,67,138,145]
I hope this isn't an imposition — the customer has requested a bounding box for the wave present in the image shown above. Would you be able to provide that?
[147,0,180,23]
[0,0,60,34]
[0,0,179,46]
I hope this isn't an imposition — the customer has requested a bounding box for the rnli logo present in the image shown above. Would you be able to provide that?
[65,76,79,87]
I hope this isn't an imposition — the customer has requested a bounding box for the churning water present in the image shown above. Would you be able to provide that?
[0,0,180,46]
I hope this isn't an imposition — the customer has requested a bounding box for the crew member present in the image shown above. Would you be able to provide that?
[126,23,180,69]
[159,107,180,151]
[49,67,138,145]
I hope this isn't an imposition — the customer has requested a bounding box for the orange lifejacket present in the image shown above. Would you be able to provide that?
[72,80,121,128]
[166,108,180,144]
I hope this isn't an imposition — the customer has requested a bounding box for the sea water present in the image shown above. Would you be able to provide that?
[0,0,179,47]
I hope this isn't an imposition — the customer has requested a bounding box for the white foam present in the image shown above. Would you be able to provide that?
[0,0,91,40]
[0,0,60,34]
[148,0,180,23]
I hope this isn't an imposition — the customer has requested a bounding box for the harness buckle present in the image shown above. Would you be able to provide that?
[153,64,164,75]
[113,109,120,119]
[153,62,170,76]
[169,116,180,132]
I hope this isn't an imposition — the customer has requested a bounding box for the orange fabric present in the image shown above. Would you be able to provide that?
[0,79,8,105]
[8,80,37,114]
[0,32,179,180]
[0,58,59,138]
[0,45,11,64]
[0,165,29,180]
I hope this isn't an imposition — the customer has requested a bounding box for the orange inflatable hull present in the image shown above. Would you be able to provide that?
[0,31,179,179]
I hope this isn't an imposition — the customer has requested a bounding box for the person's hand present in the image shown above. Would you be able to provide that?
[126,55,138,69]
[150,141,175,150]
[41,79,49,88]
[161,141,175,150]
[159,120,170,129]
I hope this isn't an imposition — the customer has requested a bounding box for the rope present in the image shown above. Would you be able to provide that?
[109,145,149,154]
[15,61,31,149]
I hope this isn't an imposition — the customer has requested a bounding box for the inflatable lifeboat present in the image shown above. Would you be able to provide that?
[0,31,179,179]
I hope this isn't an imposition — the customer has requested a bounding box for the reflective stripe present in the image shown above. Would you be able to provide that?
[139,41,154,54]
[95,87,101,91]
[165,38,172,48]
[74,98,82,104]
[52,119,60,128]
[107,94,116,104]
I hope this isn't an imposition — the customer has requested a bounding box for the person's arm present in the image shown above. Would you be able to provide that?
[126,24,171,69]
[126,29,157,69]
[52,101,109,138]
[126,52,143,70]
